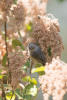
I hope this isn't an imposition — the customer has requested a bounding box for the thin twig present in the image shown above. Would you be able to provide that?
[4,21,11,83]
[4,21,9,67]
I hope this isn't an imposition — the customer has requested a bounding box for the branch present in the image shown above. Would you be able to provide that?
[4,21,11,83]
[4,21,9,67]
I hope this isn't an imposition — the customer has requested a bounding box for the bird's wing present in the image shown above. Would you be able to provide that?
[31,48,46,65]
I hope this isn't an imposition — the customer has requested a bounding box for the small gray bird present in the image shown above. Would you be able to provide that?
[28,43,46,66]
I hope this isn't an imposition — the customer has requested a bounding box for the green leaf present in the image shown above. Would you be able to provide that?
[0,97,2,100]
[2,53,7,67]
[38,71,45,75]
[21,66,27,72]
[0,75,4,79]
[27,85,37,96]
[25,60,30,67]
[15,89,23,99]
[22,76,31,82]
[23,95,32,100]
[35,63,42,68]
[31,66,45,73]
[12,39,24,50]
[22,76,37,85]
[26,22,32,32]
[14,0,17,4]
[23,84,37,97]
[6,91,15,100]
[31,78,37,85]
[21,60,30,72]
[0,70,2,74]
[48,47,51,56]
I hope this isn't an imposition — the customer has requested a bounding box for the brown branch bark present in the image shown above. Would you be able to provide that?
[4,21,11,84]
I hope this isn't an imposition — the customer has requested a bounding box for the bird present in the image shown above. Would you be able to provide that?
[28,43,46,67]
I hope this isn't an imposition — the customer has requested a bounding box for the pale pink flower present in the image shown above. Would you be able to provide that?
[39,57,67,100]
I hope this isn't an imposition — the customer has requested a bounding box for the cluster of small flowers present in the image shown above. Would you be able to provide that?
[23,0,48,47]
[10,1,26,30]
[22,0,47,16]
[0,0,14,20]
[0,0,26,60]
[32,0,47,15]
[31,14,64,62]
[0,1,48,90]
[8,51,29,89]
[0,0,47,58]
[39,57,67,100]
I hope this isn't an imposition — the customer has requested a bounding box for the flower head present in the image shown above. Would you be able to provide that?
[39,57,67,100]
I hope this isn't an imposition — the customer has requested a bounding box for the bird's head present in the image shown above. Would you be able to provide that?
[28,43,37,51]
[28,43,39,55]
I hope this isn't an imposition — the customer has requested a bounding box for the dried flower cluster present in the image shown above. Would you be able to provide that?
[0,0,14,20]
[0,0,47,59]
[10,2,26,30]
[39,57,67,100]
[31,14,64,62]
[22,0,47,16]
[31,0,47,16]
[0,0,27,59]
[9,51,29,89]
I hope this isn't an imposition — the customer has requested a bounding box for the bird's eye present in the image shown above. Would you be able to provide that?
[38,15,40,19]
[28,43,35,50]
[29,46,34,50]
